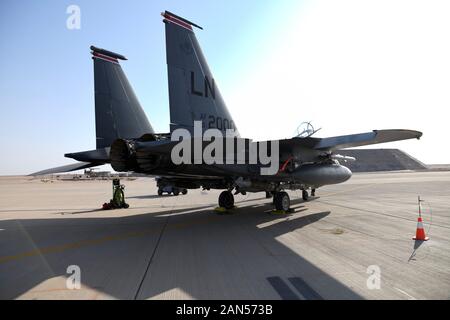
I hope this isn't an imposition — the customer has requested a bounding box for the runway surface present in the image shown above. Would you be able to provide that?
[0,171,449,299]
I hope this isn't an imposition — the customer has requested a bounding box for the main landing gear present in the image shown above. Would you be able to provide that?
[273,191,290,211]
[273,188,314,212]
[218,190,234,209]
[217,190,291,212]
[217,188,315,212]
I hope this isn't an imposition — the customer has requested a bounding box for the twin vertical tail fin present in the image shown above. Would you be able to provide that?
[91,46,154,149]
[32,46,156,174]
[162,11,239,136]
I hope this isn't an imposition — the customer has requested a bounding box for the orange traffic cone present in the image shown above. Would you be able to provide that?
[413,216,429,241]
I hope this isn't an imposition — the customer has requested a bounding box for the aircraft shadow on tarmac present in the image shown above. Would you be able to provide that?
[0,195,362,300]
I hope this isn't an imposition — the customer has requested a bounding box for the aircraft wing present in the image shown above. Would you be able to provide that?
[279,129,422,152]
[314,129,422,151]
[30,162,100,176]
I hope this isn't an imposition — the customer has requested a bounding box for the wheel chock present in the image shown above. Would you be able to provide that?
[271,208,294,214]
[214,206,236,214]
[271,210,287,214]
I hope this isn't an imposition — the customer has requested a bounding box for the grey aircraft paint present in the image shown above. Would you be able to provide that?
[164,12,239,135]
[33,11,422,210]
[91,46,154,149]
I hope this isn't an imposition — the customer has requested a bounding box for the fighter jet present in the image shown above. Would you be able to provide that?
[34,11,422,212]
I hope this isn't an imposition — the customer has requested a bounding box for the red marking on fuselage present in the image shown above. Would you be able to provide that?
[279,156,293,173]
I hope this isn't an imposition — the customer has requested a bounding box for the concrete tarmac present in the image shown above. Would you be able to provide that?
[0,171,449,299]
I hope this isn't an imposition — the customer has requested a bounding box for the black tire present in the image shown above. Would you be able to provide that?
[218,191,234,209]
[173,189,180,196]
[274,192,290,211]
[158,189,163,196]
[182,189,188,195]
[311,188,316,197]
[302,190,309,201]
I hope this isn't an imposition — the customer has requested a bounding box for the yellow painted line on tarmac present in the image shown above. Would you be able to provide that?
[0,215,218,265]
[0,228,158,264]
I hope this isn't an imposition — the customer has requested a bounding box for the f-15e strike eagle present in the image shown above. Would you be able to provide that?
[35,11,422,212]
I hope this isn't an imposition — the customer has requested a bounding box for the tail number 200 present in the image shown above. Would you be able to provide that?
[207,115,235,131]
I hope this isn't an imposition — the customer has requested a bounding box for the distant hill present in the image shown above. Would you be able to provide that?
[336,149,427,172]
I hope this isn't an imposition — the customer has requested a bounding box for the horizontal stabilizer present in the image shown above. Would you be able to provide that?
[65,148,110,162]
[30,162,99,176]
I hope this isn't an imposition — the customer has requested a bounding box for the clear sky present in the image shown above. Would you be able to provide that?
[1,0,449,175]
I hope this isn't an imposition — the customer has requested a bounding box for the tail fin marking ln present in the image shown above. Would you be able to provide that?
[162,11,239,136]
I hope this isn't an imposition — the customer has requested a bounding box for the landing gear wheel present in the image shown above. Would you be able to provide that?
[302,190,309,201]
[182,189,188,195]
[274,192,290,211]
[158,188,163,196]
[311,188,316,197]
[173,189,180,196]
[218,191,234,209]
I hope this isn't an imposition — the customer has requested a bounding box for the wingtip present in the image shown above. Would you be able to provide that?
[374,129,423,139]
